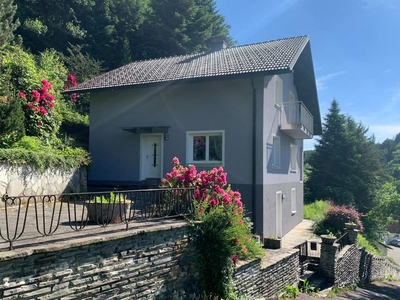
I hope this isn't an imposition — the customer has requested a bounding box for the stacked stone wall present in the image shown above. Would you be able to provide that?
[234,249,300,298]
[0,225,199,300]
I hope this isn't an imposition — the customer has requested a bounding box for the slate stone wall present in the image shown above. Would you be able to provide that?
[0,164,87,198]
[0,225,200,300]
[233,249,300,298]
[319,243,400,287]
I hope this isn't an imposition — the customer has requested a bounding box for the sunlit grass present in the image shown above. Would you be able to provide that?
[304,200,331,222]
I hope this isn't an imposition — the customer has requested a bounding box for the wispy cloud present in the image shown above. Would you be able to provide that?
[316,71,348,91]
[385,69,391,73]
[368,125,400,142]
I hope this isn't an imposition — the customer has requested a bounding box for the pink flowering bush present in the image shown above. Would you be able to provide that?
[19,79,60,138]
[63,74,79,103]
[162,157,264,299]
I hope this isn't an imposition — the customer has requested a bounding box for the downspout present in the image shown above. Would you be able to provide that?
[250,78,257,234]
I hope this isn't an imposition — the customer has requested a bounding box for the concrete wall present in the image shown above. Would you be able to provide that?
[0,164,87,197]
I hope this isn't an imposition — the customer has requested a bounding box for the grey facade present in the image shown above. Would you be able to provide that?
[71,36,321,238]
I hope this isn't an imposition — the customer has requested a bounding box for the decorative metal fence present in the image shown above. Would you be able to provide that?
[0,188,194,251]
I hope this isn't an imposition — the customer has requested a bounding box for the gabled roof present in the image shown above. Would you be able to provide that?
[66,36,310,93]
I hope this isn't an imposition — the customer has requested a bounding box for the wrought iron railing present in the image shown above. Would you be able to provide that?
[0,188,194,251]
[336,232,350,252]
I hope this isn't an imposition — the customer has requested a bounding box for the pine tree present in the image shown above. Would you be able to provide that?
[307,100,385,213]
[0,0,19,49]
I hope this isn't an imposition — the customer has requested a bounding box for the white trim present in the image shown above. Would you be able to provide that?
[272,135,281,168]
[289,91,295,103]
[290,143,297,173]
[276,191,283,238]
[274,75,283,108]
[291,188,296,215]
[186,130,225,166]
[140,133,164,180]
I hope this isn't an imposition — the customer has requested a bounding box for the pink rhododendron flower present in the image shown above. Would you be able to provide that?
[18,92,26,98]
[172,157,180,165]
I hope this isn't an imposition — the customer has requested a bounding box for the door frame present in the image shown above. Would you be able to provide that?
[276,191,283,238]
[140,133,164,180]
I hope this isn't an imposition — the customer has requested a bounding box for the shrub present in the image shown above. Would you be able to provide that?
[162,157,264,299]
[314,204,363,236]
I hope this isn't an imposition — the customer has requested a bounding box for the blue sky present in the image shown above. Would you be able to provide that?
[215,0,400,150]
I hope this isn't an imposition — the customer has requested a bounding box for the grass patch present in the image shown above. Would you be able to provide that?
[304,200,332,222]
[357,234,383,256]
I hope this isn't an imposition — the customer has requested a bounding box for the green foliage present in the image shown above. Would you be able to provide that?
[0,136,91,171]
[357,234,383,256]
[282,285,299,298]
[307,99,386,213]
[303,200,331,222]
[0,0,20,49]
[364,182,400,240]
[15,0,233,70]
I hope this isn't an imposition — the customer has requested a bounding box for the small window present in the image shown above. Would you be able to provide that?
[273,136,281,168]
[290,144,297,172]
[275,75,283,107]
[291,188,296,214]
[187,131,224,165]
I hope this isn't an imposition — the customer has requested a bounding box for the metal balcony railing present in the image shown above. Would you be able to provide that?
[281,101,314,139]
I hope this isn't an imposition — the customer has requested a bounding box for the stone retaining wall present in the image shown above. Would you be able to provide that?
[0,164,87,197]
[320,237,400,287]
[234,249,300,298]
[0,225,199,300]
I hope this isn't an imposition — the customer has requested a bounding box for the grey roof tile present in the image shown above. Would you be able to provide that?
[66,36,309,93]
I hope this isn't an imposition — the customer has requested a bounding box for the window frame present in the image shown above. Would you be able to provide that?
[274,75,283,108]
[290,143,297,173]
[291,188,296,214]
[186,130,225,166]
[272,135,281,168]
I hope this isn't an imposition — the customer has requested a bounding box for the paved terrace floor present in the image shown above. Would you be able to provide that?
[263,219,317,267]
[0,201,188,260]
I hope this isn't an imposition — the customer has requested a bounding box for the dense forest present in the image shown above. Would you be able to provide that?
[0,0,233,169]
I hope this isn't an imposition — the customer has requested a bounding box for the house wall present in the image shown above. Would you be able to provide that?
[261,73,304,237]
[89,78,254,184]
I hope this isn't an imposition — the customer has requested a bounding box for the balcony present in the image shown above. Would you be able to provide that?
[280,101,313,139]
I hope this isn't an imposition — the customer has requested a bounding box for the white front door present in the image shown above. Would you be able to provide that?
[276,191,283,238]
[140,134,163,180]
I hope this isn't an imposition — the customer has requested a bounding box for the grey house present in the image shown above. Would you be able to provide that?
[68,36,321,238]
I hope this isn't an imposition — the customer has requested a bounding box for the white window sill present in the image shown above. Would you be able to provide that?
[291,211,297,215]
[272,165,281,169]
[188,161,223,167]
[290,169,297,173]
[275,103,282,110]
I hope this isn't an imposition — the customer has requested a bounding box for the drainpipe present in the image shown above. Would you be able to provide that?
[250,78,257,234]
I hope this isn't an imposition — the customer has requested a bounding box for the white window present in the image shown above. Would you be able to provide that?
[274,75,283,107]
[290,143,297,172]
[273,136,281,168]
[291,188,296,214]
[187,130,224,165]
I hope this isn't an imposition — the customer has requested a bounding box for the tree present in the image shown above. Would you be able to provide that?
[0,0,19,49]
[307,100,386,213]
